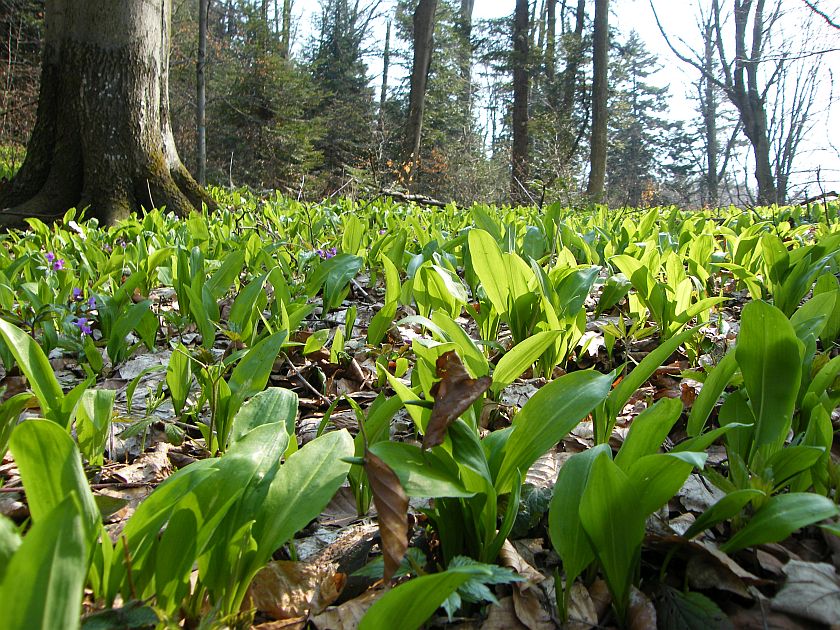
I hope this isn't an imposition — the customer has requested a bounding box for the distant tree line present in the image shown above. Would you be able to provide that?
[0,0,836,208]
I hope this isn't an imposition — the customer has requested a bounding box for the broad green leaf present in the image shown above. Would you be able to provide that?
[166,344,192,416]
[10,420,99,541]
[227,330,287,405]
[468,228,510,317]
[230,387,297,453]
[491,331,561,393]
[370,442,475,498]
[0,516,21,582]
[107,300,154,363]
[579,453,645,620]
[686,351,738,436]
[736,301,802,462]
[76,389,116,466]
[765,446,824,491]
[0,318,66,426]
[0,393,32,462]
[0,495,87,630]
[548,445,611,587]
[626,452,706,517]
[682,489,765,540]
[496,370,612,493]
[206,251,245,299]
[721,493,839,553]
[614,398,682,470]
[359,565,490,630]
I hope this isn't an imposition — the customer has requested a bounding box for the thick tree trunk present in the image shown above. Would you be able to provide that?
[511,0,530,205]
[586,0,608,199]
[0,0,212,228]
[404,0,437,181]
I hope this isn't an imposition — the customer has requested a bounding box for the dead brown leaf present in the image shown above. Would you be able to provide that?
[498,540,544,585]
[627,586,656,630]
[246,560,344,621]
[423,351,491,450]
[512,587,554,630]
[771,561,840,625]
[588,578,612,623]
[310,588,382,630]
[364,450,408,582]
[566,581,598,630]
[480,596,528,629]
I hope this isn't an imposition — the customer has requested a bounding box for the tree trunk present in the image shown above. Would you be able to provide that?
[511,0,530,205]
[586,0,608,199]
[378,19,391,136]
[280,0,293,58]
[197,0,209,186]
[702,22,718,206]
[0,0,211,228]
[455,0,475,123]
[545,0,556,83]
[404,0,437,180]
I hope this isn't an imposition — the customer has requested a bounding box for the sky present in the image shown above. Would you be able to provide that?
[294,1,840,199]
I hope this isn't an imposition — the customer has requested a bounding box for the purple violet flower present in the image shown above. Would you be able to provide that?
[45,251,55,263]
[74,317,92,336]
[53,259,65,271]
[88,296,97,310]
[326,247,337,259]
[72,287,83,301]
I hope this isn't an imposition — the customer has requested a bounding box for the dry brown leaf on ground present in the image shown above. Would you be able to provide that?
[112,442,173,484]
[627,586,657,630]
[309,588,382,630]
[480,596,529,629]
[770,561,840,625]
[246,560,345,621]
[423,351,491,449]
[498,540,544,585]
[566,581,599,630]
[588,578,612,623]
[511,584,555,630]
[364,449,408,582]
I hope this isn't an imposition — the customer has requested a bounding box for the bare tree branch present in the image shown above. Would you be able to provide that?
[802,0,840,29]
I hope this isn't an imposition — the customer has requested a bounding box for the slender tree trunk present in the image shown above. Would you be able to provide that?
[197,0,209,186]
[545,0,556,83]
[379,19,391,136]
[280,0,292,58]
[511,0,530,204]
[586,0,608,199]
[0,0,211,228]
[702,22,718,206]
[404,0,437,180]
[455,0,475,124]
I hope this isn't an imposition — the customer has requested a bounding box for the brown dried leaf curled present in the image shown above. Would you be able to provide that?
[364,450,409,582]
[422,350,491,450]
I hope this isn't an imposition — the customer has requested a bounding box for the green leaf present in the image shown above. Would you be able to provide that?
[686,351,738,437]
[166,344,192,416]
[579,452,645,620]
[682,489,765,540]
[609,326,700,420]
[658,585,733,630]
[359,565,490,630]
[495,370,612,493]
[614,398,683,470]
[76,389,116,466]
[764,446,824,491]
[0,516,21,583]
[227,330,287,407]
[0,318,67,427]
[625,452,705,517]
[721,493,839,553]
[736,301,802,462]
[0,495,88,630]
[107,300,153,364]
[548,445,611,586]
[230,387,297,453]
[10,420,99,541]
[0,393,32,462]
[370,442,475,498]
[468,228,510,317]
[491,331,561,393]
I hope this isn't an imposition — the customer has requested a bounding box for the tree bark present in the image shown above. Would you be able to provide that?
[511,0,530,204]
[455,0,475,123]
[404,0,437,180]
[280,0,293,58]
[702,21,718,206]
[0,0,212,228]
[197,0,209,186]
[545,0,556,83]
[378,19,391,136]
[586,0,608,199]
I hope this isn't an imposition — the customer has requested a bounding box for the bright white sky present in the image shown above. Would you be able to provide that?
[294,1,840,200]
